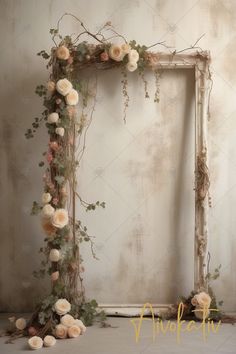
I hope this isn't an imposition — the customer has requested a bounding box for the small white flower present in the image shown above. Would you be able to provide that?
[109,45,125,62]
[48,112,59,124]
[74,319,86,334]
[126,61,138,72]
[42,204,55,218]
[43,335,56,347]
[54,299,71,316]
[68,325,81,338]
[49,249,61,262]
[41,192,52,204]
[56,46,70,60]
[56,78,73,96]
[28,336,43,350]
[55,127,65,137]
[66,89,79,106]
[128,49,139,63]
[52,208,69,228]
[15,318,27,330]
[55,324,68,338]
[61,314,75,327]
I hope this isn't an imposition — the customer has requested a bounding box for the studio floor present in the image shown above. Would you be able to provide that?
[0,315,236,354]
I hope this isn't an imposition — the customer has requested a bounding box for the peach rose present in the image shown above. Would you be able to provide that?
[42,204,55,218]
[65,89,79,106]
[56,46,70,60]
[61,314,75,327]
[28,336,43,350]
[43,335,56,347]
[55,127,65,137]
[48,112,59,124]
[74,319,86,334]
[126,61,138,72]
[15,318,27,330]
[54,299,71,315]
[41,218,56,237]
[68,325,81,338]
[55,324,67,339]
[109,45,124,61]
[52,209,69,228]
[191,292,211,309]
[49,249,60,262]
[56,78,73,96]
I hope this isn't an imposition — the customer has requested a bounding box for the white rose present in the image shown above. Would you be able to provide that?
[192,292,211,309]
[68,325,81,338]
[121,43,131,54]
[65,89,79,106]
[28,336,43,350]
[109,45,124,62]
[51,271,59,281]
[42,204,55,218]
[55,324,67,339]
[49,249,61,262]
[52,209,69,228]
[128,49,139,63]
[194,306,210,320]
[74,319,86,334]
[15,318,27,330]
[43,335,56,347]
[47,81,56,93]
[56,46,70,60]
[61,314,75,327]
[48,112,59,124]
[56,78,73,96]
[126,61,138,72]
[55,127,65,137]
[54,299,71,315]
[42,192,52,204]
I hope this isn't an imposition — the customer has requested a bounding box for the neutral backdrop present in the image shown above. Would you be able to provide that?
[0,0,235,312]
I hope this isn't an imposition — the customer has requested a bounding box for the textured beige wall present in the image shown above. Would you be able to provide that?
[0,0,236,311]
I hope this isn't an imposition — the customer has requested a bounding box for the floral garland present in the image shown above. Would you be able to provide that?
[4,13,235,350]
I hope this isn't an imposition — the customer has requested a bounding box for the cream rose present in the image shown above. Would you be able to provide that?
[47,81,56,93]
[55,324,67,339]
[191,292,211,309]
[109,45,124,62]
[42,204,55,218]
[49,249,61,262]
[42,192,52,204]
[43,335,56,347]
[48,112,59,124]
[65,89,79,106]
[194,307,210,320]
[15,318,27,330]
[121,43,131,54]
[28,336,43,350]
[56,78,73,96]
[61,314,75,327]
[68,325,81,338]
[54,299,71,315]
[51,271,59,281]
[56,46,70,60]
[74,319,86,334]
[52,209,69,228]
[128,49,139,63]
[126,61,138,72]
[55,127,65,137]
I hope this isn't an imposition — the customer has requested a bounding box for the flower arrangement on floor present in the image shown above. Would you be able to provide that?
[4,12,232,349]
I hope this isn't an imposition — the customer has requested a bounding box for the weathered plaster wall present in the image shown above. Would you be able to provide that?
[0,0,236,311]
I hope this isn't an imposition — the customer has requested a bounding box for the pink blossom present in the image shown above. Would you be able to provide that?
[68,56,73,65]
[100,52,109,61]
[56,98,62,105]
[52,197,59,205]
[46,152,53,164]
